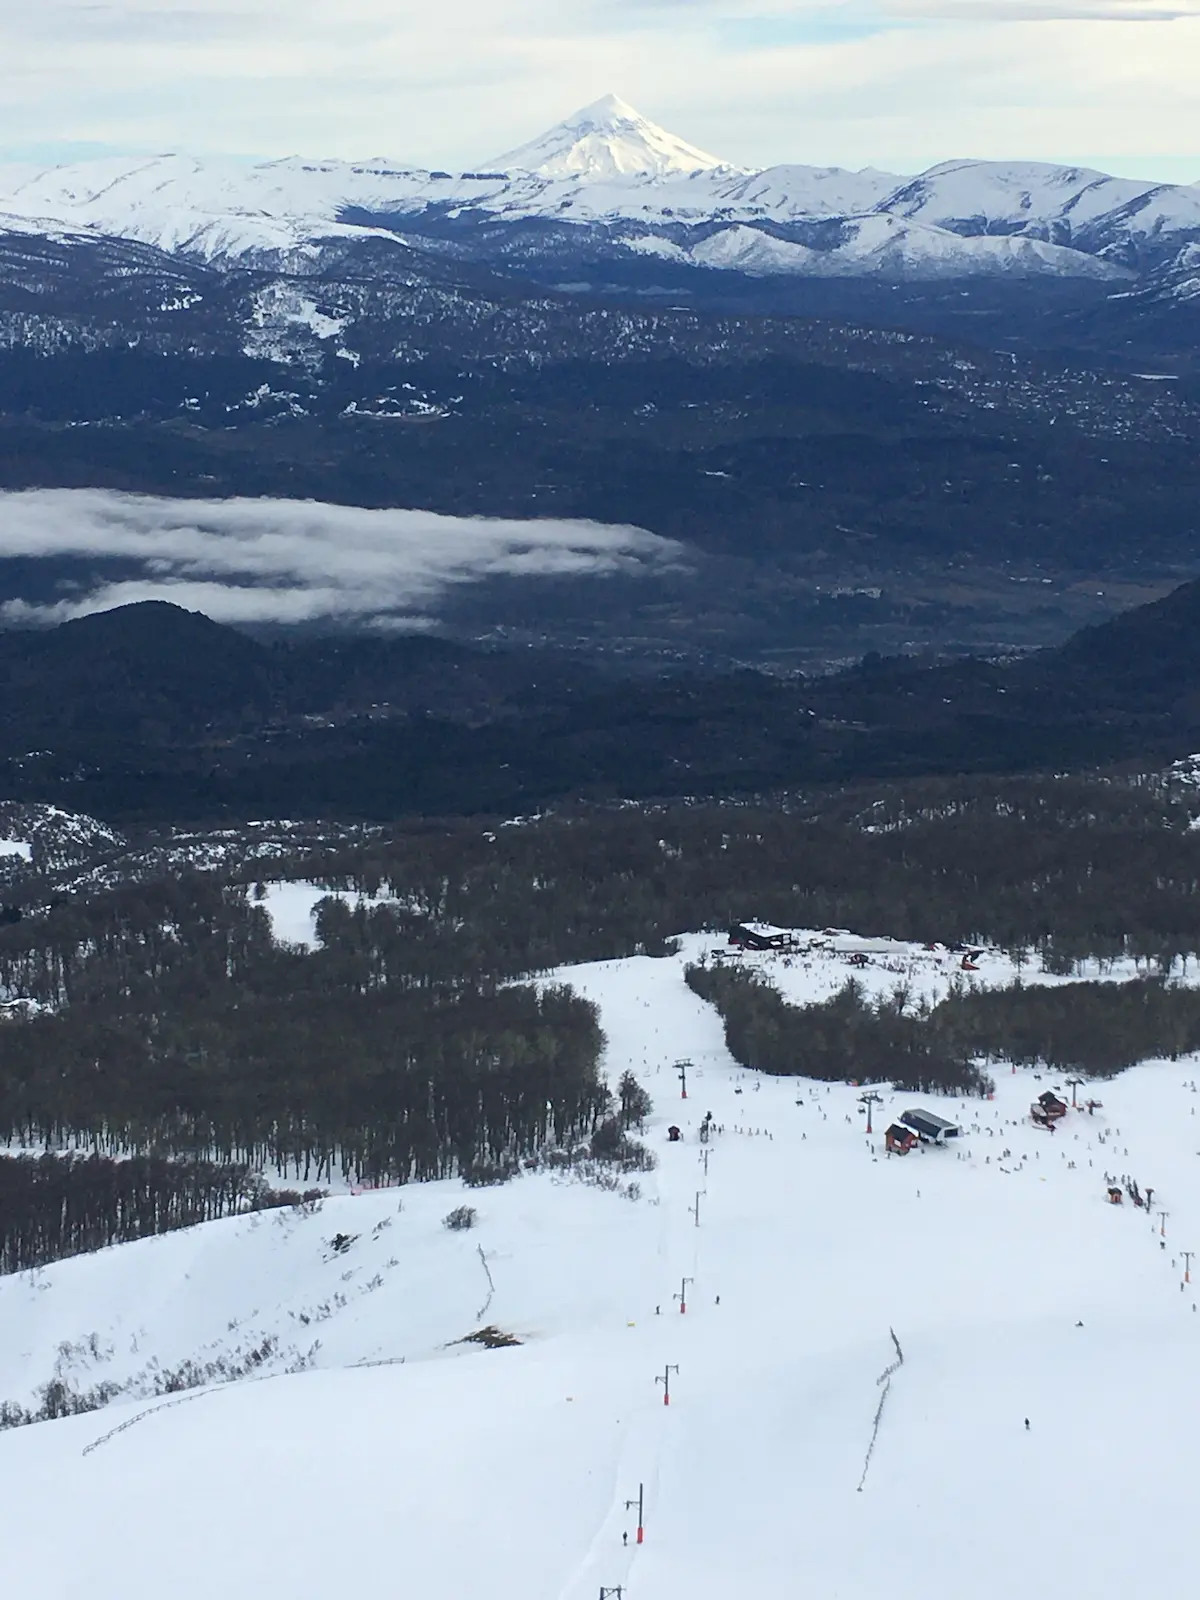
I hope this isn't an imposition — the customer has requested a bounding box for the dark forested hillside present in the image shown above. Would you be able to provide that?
[3,579,1200,823]
[0,870,608,1187]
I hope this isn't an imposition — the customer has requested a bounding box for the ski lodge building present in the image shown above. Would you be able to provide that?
[1034,1091,1068,1121]
[899,1108,962,1145]
[727,922,792,952]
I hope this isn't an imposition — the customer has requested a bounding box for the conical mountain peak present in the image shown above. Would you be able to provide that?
[486,95,737,180]
[564,93,642,127]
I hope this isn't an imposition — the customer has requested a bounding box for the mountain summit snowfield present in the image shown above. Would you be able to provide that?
[487,93,738,180]
[2,929,1199,1599]
[3,95,1200,282]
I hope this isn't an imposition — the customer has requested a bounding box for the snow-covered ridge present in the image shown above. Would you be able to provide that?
[2,96,1199,283]
[0,802,123,878]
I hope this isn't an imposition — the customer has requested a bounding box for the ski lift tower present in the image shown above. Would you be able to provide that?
[675,1059,692,1100]
[858,1090,884,1134]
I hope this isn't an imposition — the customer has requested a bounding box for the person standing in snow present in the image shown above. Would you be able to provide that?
[1024,1418,1031,1431]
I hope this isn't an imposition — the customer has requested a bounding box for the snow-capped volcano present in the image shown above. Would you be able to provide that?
[487,93,738,180]
[1,94,1199,290]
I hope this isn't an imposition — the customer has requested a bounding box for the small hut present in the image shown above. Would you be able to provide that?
[667,1125,682,1143]
[1107,1186,1123,1205]
[1036,1091,1068,1121]
[885,1123,918,1156]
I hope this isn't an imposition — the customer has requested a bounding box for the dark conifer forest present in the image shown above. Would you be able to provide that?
[685,966,1200,1089]
[0,1153,277,1275]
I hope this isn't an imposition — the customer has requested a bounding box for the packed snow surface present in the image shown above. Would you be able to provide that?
[1,929,1198,1599]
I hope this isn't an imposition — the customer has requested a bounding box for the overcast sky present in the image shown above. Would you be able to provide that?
[1,1,1197,182]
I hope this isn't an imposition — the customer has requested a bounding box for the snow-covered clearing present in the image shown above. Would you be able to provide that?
[255,879,406,949]
[1,934,1199,1599]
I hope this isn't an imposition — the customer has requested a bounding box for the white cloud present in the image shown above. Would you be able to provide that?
[885,1,1199,14]
[0,2,1197,178]
[0,489,683,628]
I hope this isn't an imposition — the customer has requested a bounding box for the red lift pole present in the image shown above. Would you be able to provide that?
[674,1275,694,1314]
[624,1483,645,1545]
[676,1059,690,1100]
[656,1364,679,1406]
[1182,1250,1195,1285]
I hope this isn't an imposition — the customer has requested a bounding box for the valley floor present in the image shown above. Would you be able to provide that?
[1,936,1198,1598]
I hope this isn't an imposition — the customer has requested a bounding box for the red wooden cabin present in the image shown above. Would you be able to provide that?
[885,1124,918,1155]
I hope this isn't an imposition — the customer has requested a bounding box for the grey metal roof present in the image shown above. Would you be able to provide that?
[900,1108,961,1134]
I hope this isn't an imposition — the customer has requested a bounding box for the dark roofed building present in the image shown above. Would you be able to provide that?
[900,1108,962,1144]
[727,923,791,951]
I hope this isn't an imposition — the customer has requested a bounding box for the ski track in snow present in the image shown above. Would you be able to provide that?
[2,928,1200,1598]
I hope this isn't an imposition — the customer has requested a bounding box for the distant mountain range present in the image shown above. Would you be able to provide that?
[1,94,1198,292]
[3,94,1200,671]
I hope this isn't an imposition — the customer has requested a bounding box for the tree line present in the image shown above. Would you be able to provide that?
[685,963,1200,1088]
[935,977,1200,1078]
[0,979,606,1193]
[0,1152,273,1275]
[684,966,994,1096]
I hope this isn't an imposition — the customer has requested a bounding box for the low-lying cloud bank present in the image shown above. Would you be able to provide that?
[0,489,683,628]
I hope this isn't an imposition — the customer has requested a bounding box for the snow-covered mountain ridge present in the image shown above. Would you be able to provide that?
[2,96,1198,284]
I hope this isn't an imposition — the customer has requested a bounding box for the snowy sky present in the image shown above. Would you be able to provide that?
[1,1,1198,182]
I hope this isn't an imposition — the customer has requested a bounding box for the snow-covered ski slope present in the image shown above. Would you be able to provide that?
[3,932,1200,1600]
